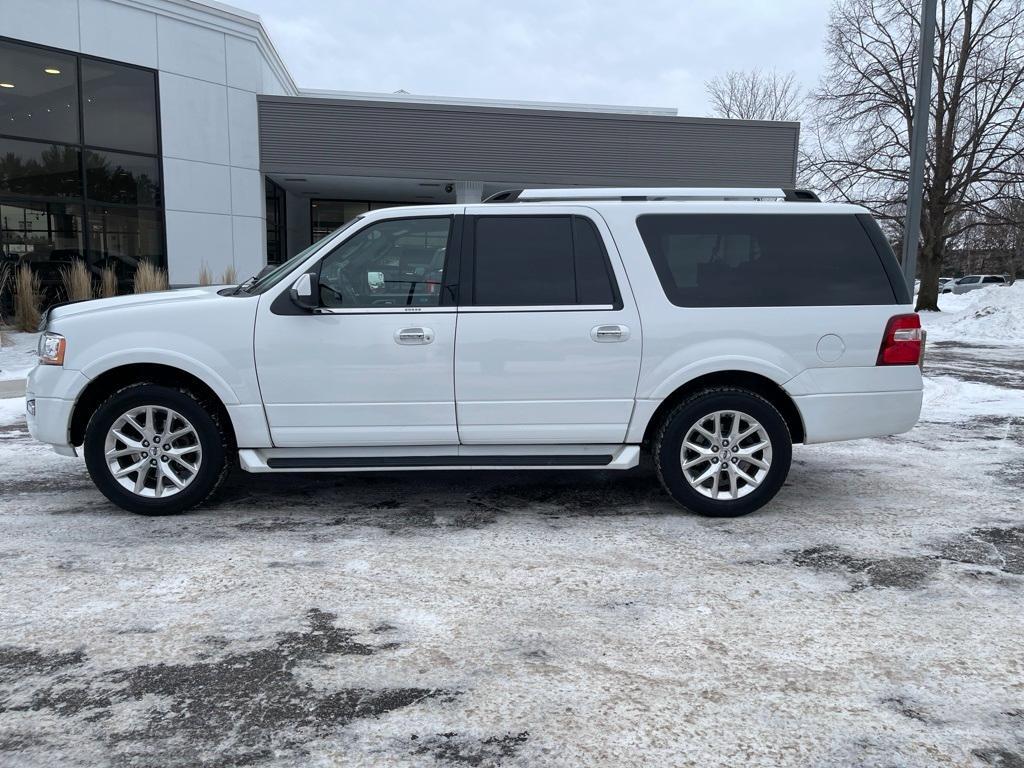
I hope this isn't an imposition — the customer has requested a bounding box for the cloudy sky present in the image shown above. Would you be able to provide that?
[239,0,832,116]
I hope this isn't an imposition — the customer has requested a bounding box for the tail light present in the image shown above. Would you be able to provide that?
[877,313,924,366]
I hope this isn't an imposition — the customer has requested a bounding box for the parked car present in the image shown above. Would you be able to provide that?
[27,187,924,518]
[945,274,1007,294]
[938,277,955,292]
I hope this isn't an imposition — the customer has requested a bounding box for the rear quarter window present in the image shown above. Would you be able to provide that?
[636,213,902,307]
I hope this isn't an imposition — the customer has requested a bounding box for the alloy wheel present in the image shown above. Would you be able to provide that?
[679,410,773,500]
[104,405,203,498]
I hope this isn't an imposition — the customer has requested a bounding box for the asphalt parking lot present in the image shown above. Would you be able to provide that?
[1,340,1023,767]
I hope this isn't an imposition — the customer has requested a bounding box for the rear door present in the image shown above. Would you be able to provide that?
[454,206,642,444]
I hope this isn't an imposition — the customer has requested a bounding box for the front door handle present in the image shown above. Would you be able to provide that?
[591,324,630,343]
[395,327,434,345]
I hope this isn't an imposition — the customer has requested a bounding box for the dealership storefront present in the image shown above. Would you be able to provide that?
[0,37,165,293]
[1,0,800,289]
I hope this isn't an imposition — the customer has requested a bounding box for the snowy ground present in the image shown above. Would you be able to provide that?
[0,330,38,384]
[1,292,1023,767]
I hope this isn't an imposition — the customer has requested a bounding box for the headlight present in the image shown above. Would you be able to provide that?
[38,332,67,366]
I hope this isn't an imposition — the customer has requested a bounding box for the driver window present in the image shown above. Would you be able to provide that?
[317,217,451,309]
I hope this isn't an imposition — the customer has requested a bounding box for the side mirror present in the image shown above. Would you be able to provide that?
[289,272,318,311]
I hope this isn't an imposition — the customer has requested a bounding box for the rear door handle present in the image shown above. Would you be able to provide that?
[395,327,434,345]
[591,324,630,342]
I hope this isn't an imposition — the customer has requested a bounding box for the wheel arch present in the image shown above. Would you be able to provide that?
[640,370,806,447]
[70,363,237,448]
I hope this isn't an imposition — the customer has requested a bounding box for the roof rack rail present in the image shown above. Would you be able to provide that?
[483,187,820,203]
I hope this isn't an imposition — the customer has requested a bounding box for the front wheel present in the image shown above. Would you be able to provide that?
[654,388,792,517]
[83,384,230,515]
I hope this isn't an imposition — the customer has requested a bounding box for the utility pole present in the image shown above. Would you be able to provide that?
[901,0,939,290]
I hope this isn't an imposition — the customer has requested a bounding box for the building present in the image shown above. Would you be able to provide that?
[0,0,801,290]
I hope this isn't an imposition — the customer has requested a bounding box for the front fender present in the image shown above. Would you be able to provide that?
[79,349,242,405]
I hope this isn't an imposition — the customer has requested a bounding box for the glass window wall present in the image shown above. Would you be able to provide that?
[0,37,164,303]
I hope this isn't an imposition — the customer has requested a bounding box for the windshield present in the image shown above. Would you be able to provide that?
[244,217,363,295]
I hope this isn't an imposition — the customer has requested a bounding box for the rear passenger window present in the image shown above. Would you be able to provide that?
[573,216,617,305]
[636,213,898,307]
[472,215,619,307]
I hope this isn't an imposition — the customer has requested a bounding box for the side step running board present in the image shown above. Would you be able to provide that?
[267,454,612,469]
[238,446,641,473]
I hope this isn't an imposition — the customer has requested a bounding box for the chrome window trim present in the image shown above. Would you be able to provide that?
[311,305,617,315]
[313,307,455,315]
[458,305,617,313]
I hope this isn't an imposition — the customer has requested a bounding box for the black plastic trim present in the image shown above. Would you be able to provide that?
[440,214,463,306]
[574,214,623,309]
[782,188,821,202]
[482,189,523,203]
[267,454,614,469]
[269,269,317,315]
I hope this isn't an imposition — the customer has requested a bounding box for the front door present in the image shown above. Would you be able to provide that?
[455,207,642,444]
[254,215,460,447]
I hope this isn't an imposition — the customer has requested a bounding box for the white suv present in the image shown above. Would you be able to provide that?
[943,274,1007,294]
[27,188,924,517]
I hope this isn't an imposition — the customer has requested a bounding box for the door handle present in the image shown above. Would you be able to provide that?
[591,324,630,342]
[395,327,434,345]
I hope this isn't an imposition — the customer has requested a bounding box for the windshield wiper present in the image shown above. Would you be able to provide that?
[234,264,276,295]
[233,277,255,295]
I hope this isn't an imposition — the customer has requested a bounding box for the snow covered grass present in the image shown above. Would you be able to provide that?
[0,330,38,382]
[921,282,1024,343]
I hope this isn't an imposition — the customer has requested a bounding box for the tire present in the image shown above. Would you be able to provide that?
[654,387,792,517]
[83,383,230,515]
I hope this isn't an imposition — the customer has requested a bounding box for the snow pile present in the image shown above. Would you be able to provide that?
[0,331,39,382]
[921,283,1024,343]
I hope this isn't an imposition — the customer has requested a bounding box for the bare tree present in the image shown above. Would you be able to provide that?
[985,193,1024,279]
[803,0,1024,310]
[706,69,804,121]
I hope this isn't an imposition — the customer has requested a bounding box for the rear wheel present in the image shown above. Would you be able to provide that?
[83,384,229,515]
[654,388,792,517]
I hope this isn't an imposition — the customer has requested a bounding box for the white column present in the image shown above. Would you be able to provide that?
[455,181,484,204]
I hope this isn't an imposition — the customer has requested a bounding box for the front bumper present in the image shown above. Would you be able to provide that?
[26,366,90,455]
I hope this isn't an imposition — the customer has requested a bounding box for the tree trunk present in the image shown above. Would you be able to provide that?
[915,244,942,311]
[914,193,947,311]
